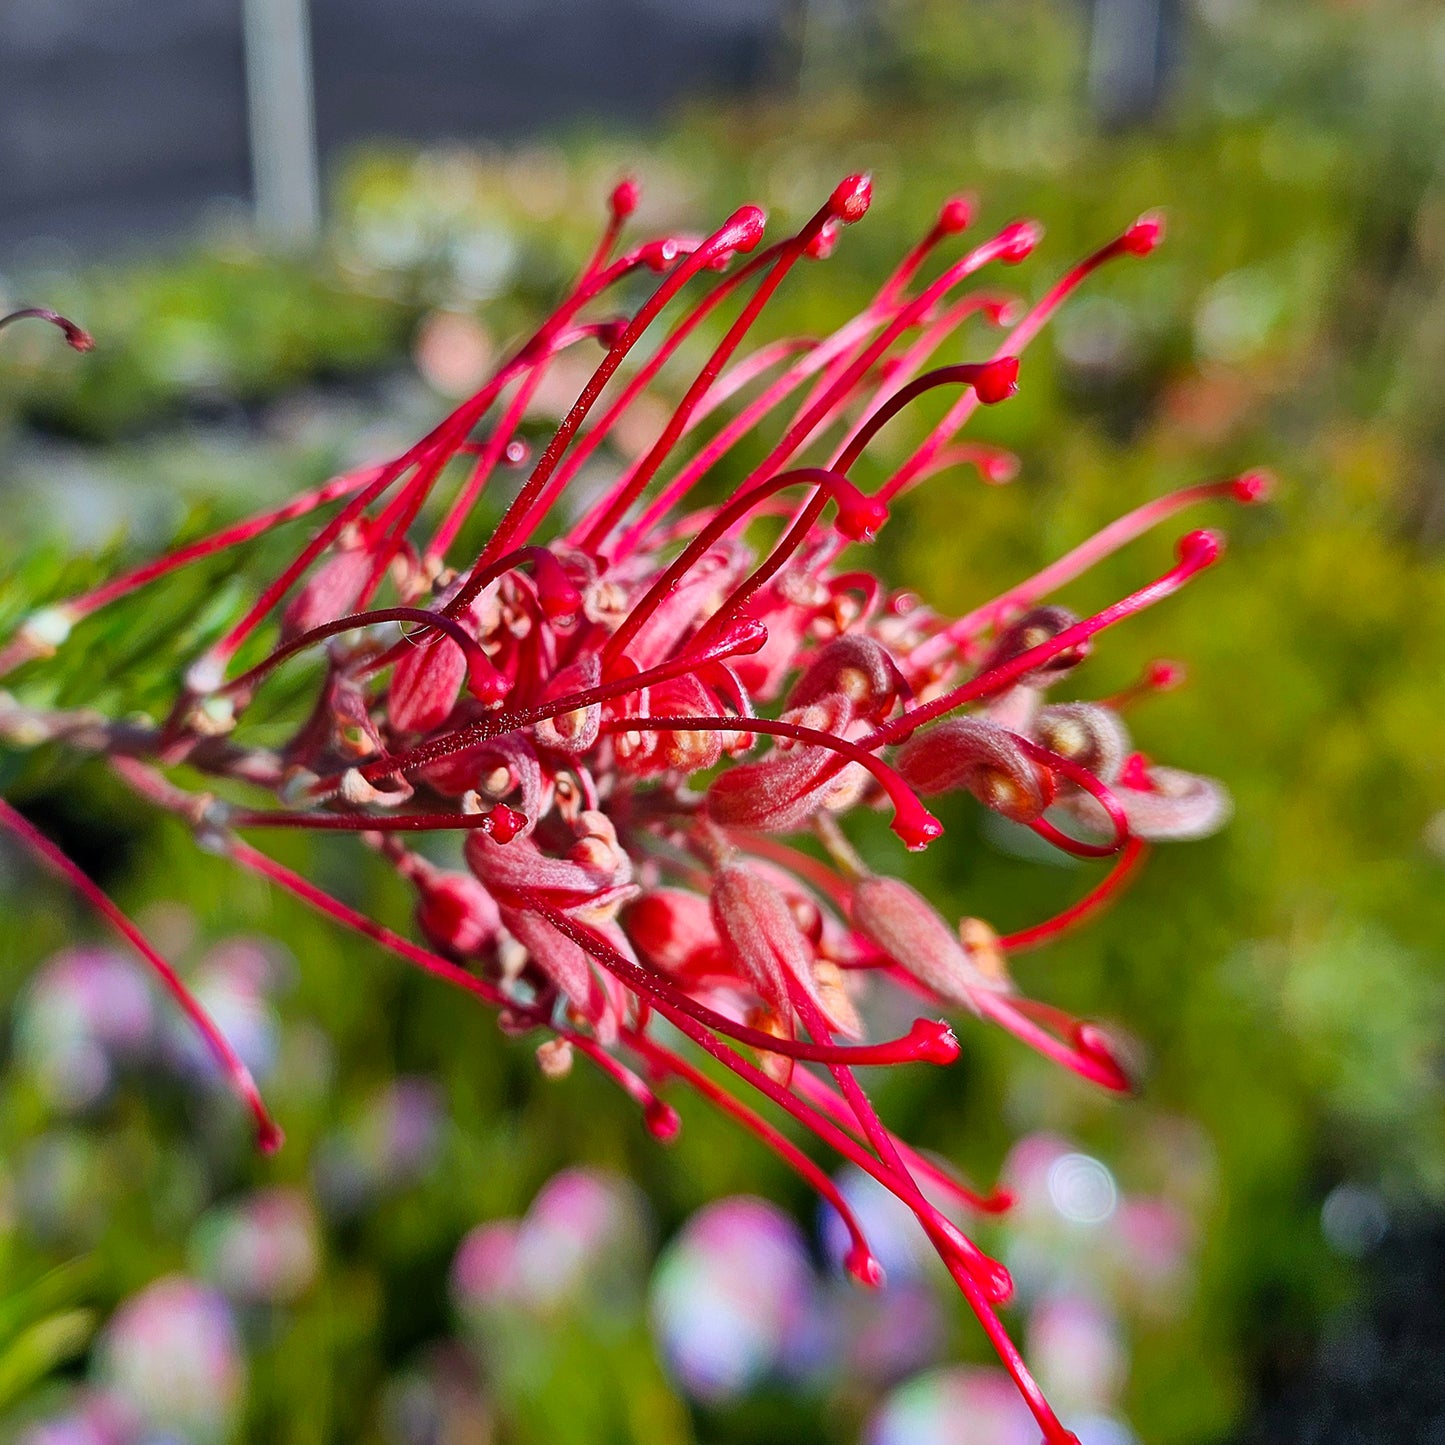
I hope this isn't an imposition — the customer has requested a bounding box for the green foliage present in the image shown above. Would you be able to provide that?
[0,1262,97,1415]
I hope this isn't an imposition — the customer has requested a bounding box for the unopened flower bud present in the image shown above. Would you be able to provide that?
[1033,703,1131,783]
[711,863,806,1022]
[851,876,1002,1008]
[389,636,468,734]
[568,810,630,881]
[980,605,1090,686]
[534,657,602,753]
[416,870,501,957]
[896,716,1053,821]
[502,906,595,1015]
[623,676,722,776]
[282,541,374,640]
[788,635,904,722]
[626,888,721,977]
[711,863,857,1038]
[707,695,868,834]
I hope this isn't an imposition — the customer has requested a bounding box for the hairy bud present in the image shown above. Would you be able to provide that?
[282,542,374,640]
[980,606,1090,687]
[788,635,904,722]
[627,676,723,775]
[534,657,602,753]
[851,876,1005,1008]
[706,696,868,833]
[626,888,722,979]
[502,905,595,1015]
[712,863,859,1037]
[711,863,808,1022]
[389,636,468,734]
[1033,703,1130,782]
[896,717,1053,821]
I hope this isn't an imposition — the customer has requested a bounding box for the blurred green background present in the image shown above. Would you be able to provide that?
[2,1,1444,1441]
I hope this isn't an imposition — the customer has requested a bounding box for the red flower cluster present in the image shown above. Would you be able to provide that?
[0,177,1266,1442]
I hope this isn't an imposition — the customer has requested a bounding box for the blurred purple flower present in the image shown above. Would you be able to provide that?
[650,1196,818,1402]
[867,1365,1038,1445]
[190,1186,320,1305]
[93,1276,244,1444]
[452,1166,650,1323]
[314,1076,445,1217]
[379,1342,492,1445]
[13,948,156,1113]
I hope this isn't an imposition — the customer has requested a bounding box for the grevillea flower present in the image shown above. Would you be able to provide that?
[0,181,1269,1441]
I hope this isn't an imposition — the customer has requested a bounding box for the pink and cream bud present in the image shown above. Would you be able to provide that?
[1032,703,1131,783]
[850,875,1006,1008]
[980,605,1091,685]
[896,716,1054,822]
[788,635,904,722]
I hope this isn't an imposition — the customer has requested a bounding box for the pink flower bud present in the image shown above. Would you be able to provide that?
[788,635,904,722]
[528,550,584,623]
[534,657,602,753]
[621,676,723,775]
[1033,703,1131,783]
[1061,762,1232,841]
[896,716,1053,821]
[850,876,1003,1008]
[502,905,595,1014]
[389,637,468,734]
[710,863,805,1022]
[980,605,1091,686]
[626,888,723,979]
[466,825,629,903]
[416,871,501,956]
[711,863,858,1038]
[281,544,373,639]
[706,696,867,834]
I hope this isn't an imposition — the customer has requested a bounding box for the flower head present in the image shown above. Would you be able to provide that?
[0,178,1266,1442]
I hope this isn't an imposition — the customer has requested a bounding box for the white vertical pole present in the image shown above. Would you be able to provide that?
[242,0,322,246]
